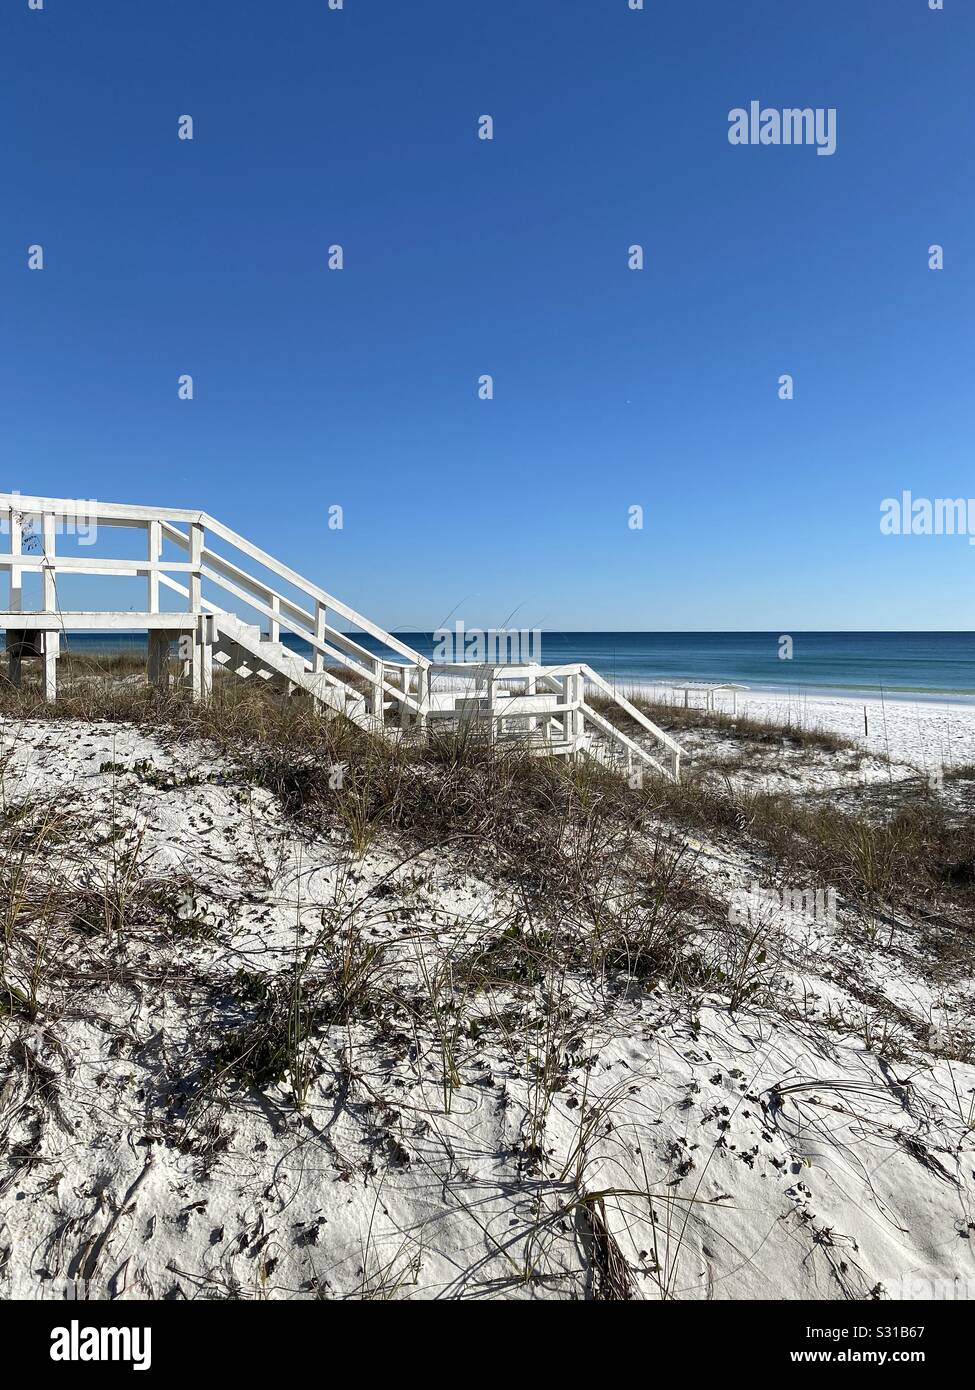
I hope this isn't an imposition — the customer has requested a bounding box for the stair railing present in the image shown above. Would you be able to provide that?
[0,496,682,777]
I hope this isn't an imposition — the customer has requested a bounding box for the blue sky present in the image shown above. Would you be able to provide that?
[3,0,972,631]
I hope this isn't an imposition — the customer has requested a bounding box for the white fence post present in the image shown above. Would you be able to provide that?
[415,665,429,731]
[8,510,22,614]
[43,631,59,703]
[198,615,213,701]
[526,673,537,738]
[372,659,384,727]
[147,520,162,613]
[189,521,203,612]
[564,671,578,748]
[313,603,326,673]
[42,512,56,611]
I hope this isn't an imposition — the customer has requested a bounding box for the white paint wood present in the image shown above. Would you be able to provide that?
[42,512,56,611]
[148,521,162,613]
[0,494,684,780]
[8,512,22,614]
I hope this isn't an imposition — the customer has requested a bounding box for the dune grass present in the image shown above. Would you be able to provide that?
[1,662,973,1303]
[1,663,970,1000]
[589,689,854,753]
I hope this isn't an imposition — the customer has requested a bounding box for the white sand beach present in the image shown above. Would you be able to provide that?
[615,682,975,772]
[0,708,973,1301]
[428,667,975,771]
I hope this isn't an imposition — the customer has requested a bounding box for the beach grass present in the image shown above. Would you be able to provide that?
[1,662,974,1300]
[1,663,968,947]
[591,688,854,753]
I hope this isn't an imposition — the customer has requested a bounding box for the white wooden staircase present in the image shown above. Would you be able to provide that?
[0,494,683,781]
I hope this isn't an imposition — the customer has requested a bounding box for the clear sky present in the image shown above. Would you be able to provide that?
[3,0,972,631]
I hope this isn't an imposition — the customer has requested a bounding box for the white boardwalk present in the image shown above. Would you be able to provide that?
[0,494,682,781]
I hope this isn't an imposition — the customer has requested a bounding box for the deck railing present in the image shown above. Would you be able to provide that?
[0,493,682,779]
[0,493,430,717]
[426,661,683,779]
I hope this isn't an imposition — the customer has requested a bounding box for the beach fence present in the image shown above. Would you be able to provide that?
[0,493,682,781]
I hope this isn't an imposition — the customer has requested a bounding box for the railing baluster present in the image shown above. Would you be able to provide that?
[372,658,384,727]
[8,509,22,614]
[313,602,326,673]
[415,664,429,731]
[42,511,56,611]
[189,521,203,612]
[147,520,161,613]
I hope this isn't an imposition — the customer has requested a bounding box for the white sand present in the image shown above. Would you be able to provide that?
[1,718,973,1301]
[613,682,975,772]
[428,668,975,770]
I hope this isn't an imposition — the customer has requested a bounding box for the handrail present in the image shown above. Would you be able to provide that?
[0,494,683,779]
[0,491,427,672]
[0,493,206,525]
[167,533,395,685]
[580,665,684,758]
[156,572,423,713]
[580,701,674,781]
[159,521,412,677]
[199,514,428,668]
[0,556,195,575]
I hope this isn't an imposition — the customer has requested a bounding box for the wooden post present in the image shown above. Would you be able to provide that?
[398,664,410,729]
[147,520,162,613]
[7,632,23,689]
[486,670,498,743]
[42,512,56,611]
[269,594,281,644]
[5,508,23,685]
[537,674,556,746]
[179,629,205,700]
[43,631,59,703]
[9,510,22,614]
[148,631,171,689]
[313,603,326,673]
[564,672,578,749]
[372,658,384,728]
[189,522,203,612]
[183,628,208,703]
[415,664,429,733]
[196,615,213,702]
[200,635,213,701]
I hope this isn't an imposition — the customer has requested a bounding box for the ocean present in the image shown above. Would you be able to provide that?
[30,630,975,702]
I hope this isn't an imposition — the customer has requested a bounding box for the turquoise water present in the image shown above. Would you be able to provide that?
[32,630,975,701]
